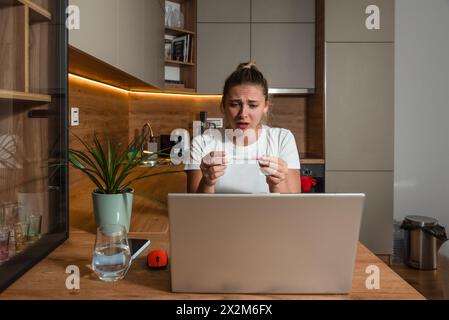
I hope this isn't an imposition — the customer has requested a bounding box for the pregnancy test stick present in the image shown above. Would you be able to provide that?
[226,156,263,161]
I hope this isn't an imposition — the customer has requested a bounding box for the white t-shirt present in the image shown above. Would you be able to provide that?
[184,126,301,193]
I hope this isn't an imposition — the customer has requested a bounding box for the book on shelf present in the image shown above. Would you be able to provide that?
[171,34,193,63]
[172,35,185,62]
[164,39,172,60]
[165,80,184,87]
[165,80,184,84]
[188,34,194,63]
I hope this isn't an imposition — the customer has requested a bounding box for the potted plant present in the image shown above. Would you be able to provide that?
[68,132,175,232]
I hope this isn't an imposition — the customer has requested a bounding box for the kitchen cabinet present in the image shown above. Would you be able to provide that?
[164,0,197,92]
[69,0,164,88]
[251,23,315,89]
[69,0,118,67]
[144,0,165,89]
[326,171,393,255]
[197,0,250,23]
[196,0,315,93]
[145,0,165,89]
[197,23,250,94]
[325,42,394,171]
[252,0,315,23]
[325,0,394,42]
[0,0,68,292]
[117,0,146,82]
[324,0,395,255]
[117,0,164,88]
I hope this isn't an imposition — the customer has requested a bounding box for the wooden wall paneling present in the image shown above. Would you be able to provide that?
[68,76,130,230]
[305,0,324,159]
[0,5,26,92]
[29,18,49,94]
[68,76,130,184]
[128,93,222,139]
[269,96,307,155]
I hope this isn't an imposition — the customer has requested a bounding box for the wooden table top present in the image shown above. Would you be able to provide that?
[0,229,425,300]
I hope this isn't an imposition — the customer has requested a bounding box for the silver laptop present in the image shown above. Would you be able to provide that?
[168,193,365,294]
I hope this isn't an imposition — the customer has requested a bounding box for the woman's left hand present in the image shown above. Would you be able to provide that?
[258,156,288,192]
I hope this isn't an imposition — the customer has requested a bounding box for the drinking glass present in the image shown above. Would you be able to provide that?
[2,202,19,227]
[0,227,10,264]
[28,214,42,243]
[92,224,131,282]
[14,222,29,253]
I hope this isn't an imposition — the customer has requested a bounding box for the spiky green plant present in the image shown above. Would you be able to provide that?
[68,132,178,194]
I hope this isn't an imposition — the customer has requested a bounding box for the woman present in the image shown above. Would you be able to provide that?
[185,62,301,194]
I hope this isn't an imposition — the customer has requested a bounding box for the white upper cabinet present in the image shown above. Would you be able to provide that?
[251,23,315,89]
[252,0,315,23]
[117,0,146,81]
[325,42,394,171]
[69,0,164,88]
[197,0,251,23]
[197,23,251,94]
[325,0,394,42]
[143,0,165,89]
[69,0,118,67]
[196,0,316,93]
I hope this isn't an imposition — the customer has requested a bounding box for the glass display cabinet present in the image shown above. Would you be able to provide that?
[0,0,68,292]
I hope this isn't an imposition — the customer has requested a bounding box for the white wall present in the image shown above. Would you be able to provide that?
[395,0,449,229]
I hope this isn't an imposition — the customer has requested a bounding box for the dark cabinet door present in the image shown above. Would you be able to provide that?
[0,0,68,293]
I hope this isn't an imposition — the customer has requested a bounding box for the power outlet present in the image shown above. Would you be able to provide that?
[206,118,223,129]
[71,107,79,126]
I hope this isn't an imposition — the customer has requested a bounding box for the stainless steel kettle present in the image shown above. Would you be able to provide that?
[401,215,447,270]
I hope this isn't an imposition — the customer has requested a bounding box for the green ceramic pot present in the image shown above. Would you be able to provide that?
[92,189,134,232]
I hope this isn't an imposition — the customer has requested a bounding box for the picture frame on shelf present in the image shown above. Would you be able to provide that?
[165,0,184,29]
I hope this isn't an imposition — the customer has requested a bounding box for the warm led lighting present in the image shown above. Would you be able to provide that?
[68,73,222,98]
[131,90,222,99]
[68,73,129,94]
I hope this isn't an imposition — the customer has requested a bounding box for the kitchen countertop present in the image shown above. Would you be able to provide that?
[0,228,424,300]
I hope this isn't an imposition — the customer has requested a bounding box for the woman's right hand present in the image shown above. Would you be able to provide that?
[200,151,227,187]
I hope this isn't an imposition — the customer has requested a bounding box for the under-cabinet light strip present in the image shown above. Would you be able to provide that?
[68,73,223,98]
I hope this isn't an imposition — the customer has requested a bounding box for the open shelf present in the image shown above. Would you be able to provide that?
[165,59,195,67]
[0,0,52,98]
[164,0,197,92]
[165,26,195,36]
[0,0,51,22]
[25,0,51,22]
[0,89,51,103]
